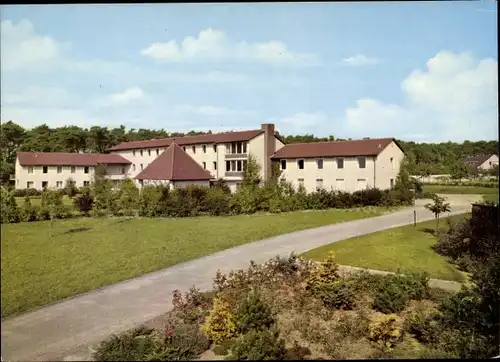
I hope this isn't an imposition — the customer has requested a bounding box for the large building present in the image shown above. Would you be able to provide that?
[13,123,405,193]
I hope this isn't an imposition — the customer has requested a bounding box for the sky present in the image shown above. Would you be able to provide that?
[0,1,498,143]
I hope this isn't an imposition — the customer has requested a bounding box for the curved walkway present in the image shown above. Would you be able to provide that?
[1,205,470,361]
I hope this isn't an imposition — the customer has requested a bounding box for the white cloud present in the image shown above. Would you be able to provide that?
[342,54,379,66]
[109,87,145,105]
[342,51,498,142]
[0,19,68,72]
[141,28,319,66]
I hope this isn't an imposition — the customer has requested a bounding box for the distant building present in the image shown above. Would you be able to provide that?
[463,154,499,171]
[14,123,404,193]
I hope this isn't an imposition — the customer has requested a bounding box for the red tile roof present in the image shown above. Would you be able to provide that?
[134,143,214,181]
[107,129,264,152]
[272,138,400,159]
[17,152,131,166]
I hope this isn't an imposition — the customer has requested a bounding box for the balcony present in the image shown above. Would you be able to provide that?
[225,171,244,178]
[225,153,248,160]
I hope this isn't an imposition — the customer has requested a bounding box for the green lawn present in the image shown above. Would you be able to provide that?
[1,207,392,317]
[422,184,499,195]
[302,214,470,282]
[482,194,499,203]
[14,195,74,208]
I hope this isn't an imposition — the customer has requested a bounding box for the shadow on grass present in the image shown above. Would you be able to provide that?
[63,227,92,235]
[112,217,135,225]
[421,227,437,236]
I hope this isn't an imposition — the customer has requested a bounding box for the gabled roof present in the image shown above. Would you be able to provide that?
[17,152,131,166]
[271,138,400,159]
[107,129,264,152]
[134,143,214,181]
[464,154,495,164]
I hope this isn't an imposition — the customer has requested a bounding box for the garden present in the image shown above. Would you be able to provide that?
[92,202,499,360]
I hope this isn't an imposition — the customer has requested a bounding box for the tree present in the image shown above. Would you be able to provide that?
[450,162,468,181]
[117,178,139,214]
[64,178,78,197]
[242,154,261,188]
[424,194,451,233]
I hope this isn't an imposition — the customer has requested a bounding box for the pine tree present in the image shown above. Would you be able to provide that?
[236,289,275,334]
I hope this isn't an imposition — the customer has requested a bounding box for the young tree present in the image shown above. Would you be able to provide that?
[450,162,468,181]
[242,154,261,188]
[117,178,139,215]
[425,194,451,233]
[64,177,78,197]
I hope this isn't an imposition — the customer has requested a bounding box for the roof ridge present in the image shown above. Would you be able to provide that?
[285,137,393,147]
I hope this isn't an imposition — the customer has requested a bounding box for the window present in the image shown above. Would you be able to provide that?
[336,158,344,169]
[390,178,394,188]
[71,166,76,173]
[56,181,63,188]
[213,161,217,170]
[27,181,34,188]
[297,159,304,169]
[298,178,305,187]
[148,149,151,156]
[358,157,366,169]
[202,145,206,153]
[133,150,136,156]
[390,157,394,163]
[243,142,247,153]
[133,164,136,171]
[83,181,90,187]
[213,145,217,153]
[43,166,48,174]
[226,161,231,171]
[237,160,242,172]
[202,162,206,169]
[281,160,287,170]
[84,166,89,174]
[140,164,144,171]
[156,148,159,155]
[28,166,33,174]
[316,178,323,191]
[42,181,48,189]
[192,145,196,153]
[140,150,143,156]
[317,159,323,169]
[57,166,63,173]
[121,167,126,174]
[183,146,186,151]
[237,142,242,154]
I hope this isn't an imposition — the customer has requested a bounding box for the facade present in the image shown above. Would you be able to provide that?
[14,123,404,193]
[272,138,404,193]
[15,152,131,190]
[464,154,499,171]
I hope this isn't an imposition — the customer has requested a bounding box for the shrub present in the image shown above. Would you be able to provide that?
[36,205,50,221]
[19,196,38,222]
[137,186,164,217]
[63,178,78,197]
[92,325,156,361]
[213,338,236,356]
[12,188,41,197]
[236,289,275,334]
[201,296,238,344]
[74,191,93,215]
[0,187,20,223]
[313,278,357,310]
[373,280,409,314]
[230,327,286,361]
[284,341,311,360]
[305,252,340,292]
[368,314,403,352]
[171,286,213,325]
[404,311,441,345]
[117,179,139,215]
[41,189,68,219]
[204,187,231,216]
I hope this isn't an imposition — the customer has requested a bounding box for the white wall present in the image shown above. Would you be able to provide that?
[374,141,405,190]
[479,155,499,170]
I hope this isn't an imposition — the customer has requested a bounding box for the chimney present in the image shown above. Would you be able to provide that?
[261,123,276,181]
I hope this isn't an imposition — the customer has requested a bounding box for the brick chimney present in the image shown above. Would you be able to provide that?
[261,123,276,181]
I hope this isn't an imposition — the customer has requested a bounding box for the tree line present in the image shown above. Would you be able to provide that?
[1,120,498,183]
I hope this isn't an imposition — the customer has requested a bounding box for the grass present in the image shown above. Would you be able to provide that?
[482,194,499,203]
[14,195,74,208]
[302,213,470,282]
[422,184,499,195]
[1,207,393,317]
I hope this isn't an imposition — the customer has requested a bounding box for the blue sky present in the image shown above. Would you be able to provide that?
[1,1,497,142]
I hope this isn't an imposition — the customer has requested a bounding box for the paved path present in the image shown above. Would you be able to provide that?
[1,205,470,361]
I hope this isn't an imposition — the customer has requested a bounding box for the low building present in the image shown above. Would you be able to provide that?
[464,154,499,171]
[15,152,131,190]
[13,124,405,193]
[271,138,404,193]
